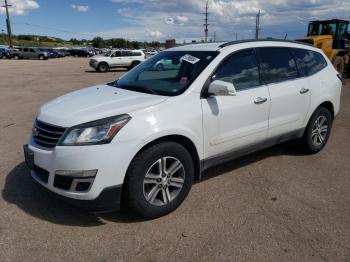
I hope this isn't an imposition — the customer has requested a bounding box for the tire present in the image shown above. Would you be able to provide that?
[14,54,19,60]
[97,62,109,72]
[128,61,140,70]
[123,142,194,218]
[333,56,344,75]
[303,107,332,154]
[39,55,44,60]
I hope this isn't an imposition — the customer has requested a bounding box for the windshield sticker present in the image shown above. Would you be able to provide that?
[181,54,200,64]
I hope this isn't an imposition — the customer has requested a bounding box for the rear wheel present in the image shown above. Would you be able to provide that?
[123,142,194,218]
[14,54,19,60]
[129,61,140,70]
[97,62,109,72]
[303,107,332,154]
[39,55,44,60]
[333,56,344,75]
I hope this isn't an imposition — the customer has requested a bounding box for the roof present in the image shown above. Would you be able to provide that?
[169,39,312,52]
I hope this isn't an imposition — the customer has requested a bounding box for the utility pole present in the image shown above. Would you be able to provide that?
[235,32,238,41]
[213,31,216,42]
[255,9,260,40]
[203,2,209,42]
[2,0,13,47]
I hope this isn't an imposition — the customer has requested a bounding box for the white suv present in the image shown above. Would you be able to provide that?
[24,40,342,218]
[89,49,146,72]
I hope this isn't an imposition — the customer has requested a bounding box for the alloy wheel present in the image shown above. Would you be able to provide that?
[143,157,185,206]
[311,115,328,146]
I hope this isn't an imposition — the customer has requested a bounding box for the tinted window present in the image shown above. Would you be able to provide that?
[23,48,29,52]
[122,51,133,57]
[291,48,327,76]
[213,49,260,91]
[29,48,35,52]
[258,47,298,84]
[111,51,121,57]
[132,52,142,56]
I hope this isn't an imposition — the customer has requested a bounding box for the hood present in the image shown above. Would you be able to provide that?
[37,84,167,127]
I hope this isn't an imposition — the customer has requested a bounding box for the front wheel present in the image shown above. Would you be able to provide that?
[123,142,194,218]
[303,107,332,154]
[97,62,109,72]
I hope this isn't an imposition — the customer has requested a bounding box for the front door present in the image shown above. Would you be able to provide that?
[202,49,270,159]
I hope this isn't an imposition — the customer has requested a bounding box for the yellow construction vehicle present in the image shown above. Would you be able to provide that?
[297,19,349,76]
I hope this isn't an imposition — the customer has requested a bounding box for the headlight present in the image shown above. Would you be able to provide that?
[59,114,131,146]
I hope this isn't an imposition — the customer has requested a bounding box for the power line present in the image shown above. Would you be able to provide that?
[203,1,209,42]
[12,22,96,38]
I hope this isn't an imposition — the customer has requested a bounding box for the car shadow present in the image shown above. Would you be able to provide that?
[1,162,146,226]
[199,140,305,182]
[2,140,305,226]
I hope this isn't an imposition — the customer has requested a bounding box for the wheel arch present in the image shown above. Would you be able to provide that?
[318,101,335,121]
[130,134,201,181]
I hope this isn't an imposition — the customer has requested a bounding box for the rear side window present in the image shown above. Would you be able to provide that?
[213,49,260,91]
[258,47,298,84]
[291,48,327,76]
[132,52,142,56]
[122,51,134,56]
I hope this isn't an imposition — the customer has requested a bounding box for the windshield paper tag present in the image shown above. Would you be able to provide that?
[181,54,200,64]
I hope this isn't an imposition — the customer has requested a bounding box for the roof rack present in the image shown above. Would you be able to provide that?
[218,39,313,48]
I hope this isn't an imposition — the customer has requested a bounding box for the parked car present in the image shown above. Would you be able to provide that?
[0,48,11,59]
[68,49,92,57]
[153,58,181,71]
[89,49,146,72]
[7,48,19,58]
[12,47,48,60]
[24,40,342,218]
[39,48,60,58]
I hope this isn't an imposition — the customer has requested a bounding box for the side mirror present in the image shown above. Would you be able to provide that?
[207,80,236,96]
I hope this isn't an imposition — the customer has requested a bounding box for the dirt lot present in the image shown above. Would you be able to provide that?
[0,58,350,262]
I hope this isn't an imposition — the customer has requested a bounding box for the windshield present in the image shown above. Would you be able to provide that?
[115,51,218,96]
[104,51,113,57]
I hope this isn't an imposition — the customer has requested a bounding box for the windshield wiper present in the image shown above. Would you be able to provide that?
[117,84,158,95]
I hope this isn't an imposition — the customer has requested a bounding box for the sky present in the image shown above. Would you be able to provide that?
[0,0,349,42]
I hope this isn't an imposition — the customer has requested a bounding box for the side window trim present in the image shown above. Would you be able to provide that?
[288,48,304,78]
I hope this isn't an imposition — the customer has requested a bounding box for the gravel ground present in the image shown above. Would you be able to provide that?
[0,58,350,262]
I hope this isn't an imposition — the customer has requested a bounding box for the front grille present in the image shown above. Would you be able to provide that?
[33,120,66,148]
[33,164,49,183]
[54,175,73,190]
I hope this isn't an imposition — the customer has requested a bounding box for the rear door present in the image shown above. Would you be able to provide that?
[23,48,29,59]
[121,51,133,66]
[29,48,37,59]
[202,49,270,158]
[257,47,311,138]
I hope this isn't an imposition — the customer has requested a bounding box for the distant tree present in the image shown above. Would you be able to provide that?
[92,37,104,48]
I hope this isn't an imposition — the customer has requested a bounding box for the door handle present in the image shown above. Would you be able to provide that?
[254,97,268,104]
[300,88,309,94]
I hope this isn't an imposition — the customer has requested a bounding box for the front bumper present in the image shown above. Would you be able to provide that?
[23,136,141,210]
[89,60,98,68]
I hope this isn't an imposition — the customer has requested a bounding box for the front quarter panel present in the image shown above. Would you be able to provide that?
[113,92,204,161]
